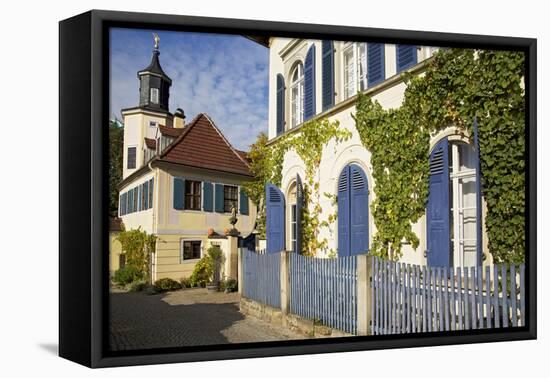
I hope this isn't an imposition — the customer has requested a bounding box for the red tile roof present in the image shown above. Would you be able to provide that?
[144,137,156,149]
[236,149,249,162]
[158,124,184,138]
[159,113,251,176]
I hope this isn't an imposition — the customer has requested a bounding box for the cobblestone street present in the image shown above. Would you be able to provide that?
[109,289,305,351]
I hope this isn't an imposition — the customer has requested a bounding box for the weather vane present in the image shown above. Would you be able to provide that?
[153,33,160,50]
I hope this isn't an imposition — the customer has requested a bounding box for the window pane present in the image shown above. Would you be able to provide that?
[344,47,355,99]
[185,180,201,210]
[224,185,238,212]
[150,88,159,104]
[358,43,367,91]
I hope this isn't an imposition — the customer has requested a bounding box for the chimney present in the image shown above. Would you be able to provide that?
[174,108,186,128]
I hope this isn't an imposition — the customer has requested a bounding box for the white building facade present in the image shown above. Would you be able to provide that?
[262,38,488,269]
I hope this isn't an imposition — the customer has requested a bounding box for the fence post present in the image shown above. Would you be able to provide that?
[238,248,243,295]
[280,251,291,316]
[357,254,372,335]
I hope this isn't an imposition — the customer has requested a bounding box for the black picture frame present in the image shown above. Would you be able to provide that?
[59,9,537,368]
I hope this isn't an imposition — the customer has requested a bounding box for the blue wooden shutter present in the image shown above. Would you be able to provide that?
[120,192,126,216]
[125,191,130,214]
[276,74,285,135]
[215,184,224,213]
[304,44,316,120]
[350,165,369,255]
[173,177,184,210]
[239,189,249,215]
[144,182,149,209]
[473,118,483,266]
[149,178,154,209]
[427,138,451,267]
[266,184,285,254]
[137,185,142,211]
[203,181,213,212]
[322,40,335,111]
[128,188,133,213]
[296,174,303,254]
[338,166,351,257]
[396,44,418,73]
[367,43,385,87]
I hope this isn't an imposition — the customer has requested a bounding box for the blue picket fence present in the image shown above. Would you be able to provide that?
[242,249,281,309]
[371,256,526,335]
[289,253,358,334]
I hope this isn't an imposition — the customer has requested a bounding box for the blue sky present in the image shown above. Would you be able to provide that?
[109,28,269,151]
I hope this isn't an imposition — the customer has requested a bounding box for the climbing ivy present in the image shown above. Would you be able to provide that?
[245,119,351,255]
[354,95,430,260]
[354,48,525,264]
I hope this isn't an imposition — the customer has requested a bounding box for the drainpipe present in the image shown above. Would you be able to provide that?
[148,160,158,283]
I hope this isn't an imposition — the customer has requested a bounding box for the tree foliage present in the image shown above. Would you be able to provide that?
[109,119,124,217]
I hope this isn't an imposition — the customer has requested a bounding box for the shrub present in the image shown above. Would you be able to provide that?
[129,280,148,292]
[180,277,194,289]
[189,257,212,287]
[220,278,238,293]
[153,278,182,292]
[189,245,223,287]
[113,265,144,286]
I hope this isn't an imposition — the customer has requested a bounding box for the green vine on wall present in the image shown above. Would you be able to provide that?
[244,119,351,256]
[116,227,157,282]
[354,48,525,264]
[354,95,430,260]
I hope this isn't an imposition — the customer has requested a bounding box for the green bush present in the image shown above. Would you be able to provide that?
[189,257,212,288]
[220,278,238,293]
[113,265,144,286]
[129,280,148,292]
[180,277,194,289]
[189,245,223,287]
[153,278,182,292]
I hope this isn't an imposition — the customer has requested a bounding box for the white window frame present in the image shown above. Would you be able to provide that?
[150,88,159,104]
[290,63,304,128]
[450,142,477,268]
[286,181,297,252]
[180,239,202,263]
[149,120,158,128]
[343,42,367,100]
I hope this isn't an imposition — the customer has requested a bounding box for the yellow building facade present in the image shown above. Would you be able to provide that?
[113,43,257,282]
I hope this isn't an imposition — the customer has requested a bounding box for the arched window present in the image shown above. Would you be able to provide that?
[290,62,304,128]
[343,42,367,100]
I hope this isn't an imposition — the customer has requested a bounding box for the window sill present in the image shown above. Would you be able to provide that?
[181,258,200,264]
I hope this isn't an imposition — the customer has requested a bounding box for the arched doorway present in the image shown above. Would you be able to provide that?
[338,164,369,257]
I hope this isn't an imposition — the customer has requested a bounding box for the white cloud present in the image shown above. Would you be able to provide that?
[110,31,269,151]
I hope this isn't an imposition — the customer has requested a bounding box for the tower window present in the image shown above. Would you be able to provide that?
[127,147,136,169]
[150,88,159,104]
